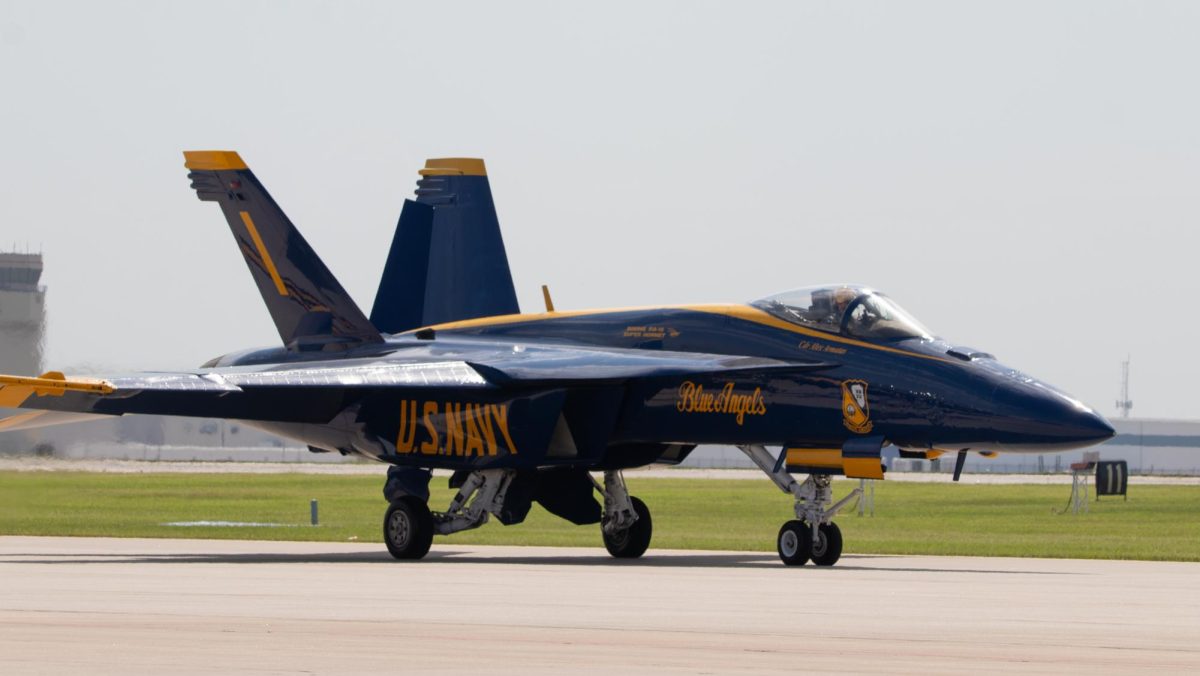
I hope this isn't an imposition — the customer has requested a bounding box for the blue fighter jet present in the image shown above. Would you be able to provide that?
[0,151,1114,566]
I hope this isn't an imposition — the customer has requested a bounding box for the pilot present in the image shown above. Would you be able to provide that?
[831,287,857,325]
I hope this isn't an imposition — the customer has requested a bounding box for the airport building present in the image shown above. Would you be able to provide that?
[0,252,45,377]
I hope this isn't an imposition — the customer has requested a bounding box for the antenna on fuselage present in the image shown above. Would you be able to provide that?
[541,285,556,313]
[1116,355,1133,418]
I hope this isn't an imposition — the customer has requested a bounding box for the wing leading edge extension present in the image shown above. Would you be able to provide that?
[463,346,835,386]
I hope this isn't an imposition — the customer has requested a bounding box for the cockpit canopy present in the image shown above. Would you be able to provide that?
[751,285,934,341]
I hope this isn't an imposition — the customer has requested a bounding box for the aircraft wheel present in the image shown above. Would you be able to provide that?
[603,496,652,559]
[383,496,434,561]
[810,522,843,567]
[777,520,811,566]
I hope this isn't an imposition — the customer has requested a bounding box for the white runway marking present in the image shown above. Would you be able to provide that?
[1,536,1197,675]
[160,521,295,528]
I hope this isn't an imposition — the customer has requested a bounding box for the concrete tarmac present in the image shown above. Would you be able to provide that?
[1,537,1197,675]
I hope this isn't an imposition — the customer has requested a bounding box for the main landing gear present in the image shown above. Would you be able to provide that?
[594,470,652,558]
[383,468,519,561]
[381,467,654,561]
[738,445,859,567]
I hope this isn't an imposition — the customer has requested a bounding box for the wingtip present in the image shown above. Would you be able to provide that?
[183,150,248,171]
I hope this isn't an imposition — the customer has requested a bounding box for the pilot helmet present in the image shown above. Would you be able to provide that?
[834,287,857,305]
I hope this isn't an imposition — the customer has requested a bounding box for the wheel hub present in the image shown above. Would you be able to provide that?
[812,529,827,558]
[780,530,799,558]
[388,510,411,549]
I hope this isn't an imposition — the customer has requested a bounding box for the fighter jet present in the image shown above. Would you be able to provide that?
[0,151,1114,566]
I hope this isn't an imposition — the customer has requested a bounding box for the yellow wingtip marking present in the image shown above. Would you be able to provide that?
[238,211,289,297]
[0,372,114,407]
[183,150,248,171]
[419,158,487,177]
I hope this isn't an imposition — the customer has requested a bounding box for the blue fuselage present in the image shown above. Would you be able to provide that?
[219,304,1114,468]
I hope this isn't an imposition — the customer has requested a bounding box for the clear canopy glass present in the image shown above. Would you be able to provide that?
[751,285,933,341]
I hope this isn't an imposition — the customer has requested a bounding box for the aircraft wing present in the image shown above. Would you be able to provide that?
[0,346,831,429]
[0,361,491,426]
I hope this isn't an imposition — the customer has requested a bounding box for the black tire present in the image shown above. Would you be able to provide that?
[383,496,434,560]
[811,522,843,567]
[603,496,652,559]
[777,520,811,566]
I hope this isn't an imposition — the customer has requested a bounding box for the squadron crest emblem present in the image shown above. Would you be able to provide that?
[841,379,873,433]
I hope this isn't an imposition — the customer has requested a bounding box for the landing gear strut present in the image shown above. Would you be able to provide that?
[594,470,652,558]
[383,468,518,561]
[739,445,858,567]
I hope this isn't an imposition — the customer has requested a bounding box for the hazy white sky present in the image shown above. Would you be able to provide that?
[1,1,1197,418]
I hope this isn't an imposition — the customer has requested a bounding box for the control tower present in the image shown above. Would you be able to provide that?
[0,252,45,376]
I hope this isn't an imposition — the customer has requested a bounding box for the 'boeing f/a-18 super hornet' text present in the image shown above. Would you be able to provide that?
[0,152,1114,566]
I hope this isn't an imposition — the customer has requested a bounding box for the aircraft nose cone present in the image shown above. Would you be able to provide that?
[1058,405,1115,445]
[992,380,1115,451]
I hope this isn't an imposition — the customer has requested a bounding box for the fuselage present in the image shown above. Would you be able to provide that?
[213,301,1114,467]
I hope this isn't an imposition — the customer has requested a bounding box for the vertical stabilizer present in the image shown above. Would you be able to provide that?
[370,200,434,334]
[370,158,519,333]
[184,151,381,350]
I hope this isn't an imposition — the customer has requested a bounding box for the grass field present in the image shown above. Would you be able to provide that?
[1,471,1197,561]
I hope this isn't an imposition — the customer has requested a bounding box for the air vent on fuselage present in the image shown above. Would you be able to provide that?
[947,347,995,361]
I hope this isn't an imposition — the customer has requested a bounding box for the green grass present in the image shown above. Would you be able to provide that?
[1,471,1197,561]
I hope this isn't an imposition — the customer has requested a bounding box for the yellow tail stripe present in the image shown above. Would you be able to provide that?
[239,211,289,297]
[183,150,248,171]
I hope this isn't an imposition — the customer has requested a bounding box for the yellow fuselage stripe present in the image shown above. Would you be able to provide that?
[239,211,289,297]
[785,448,844,467]
[785,448,885,480]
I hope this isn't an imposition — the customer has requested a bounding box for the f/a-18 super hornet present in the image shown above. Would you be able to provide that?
[0,151,1114,566]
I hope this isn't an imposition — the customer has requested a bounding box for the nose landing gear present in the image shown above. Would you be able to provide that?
[739,445,856,567]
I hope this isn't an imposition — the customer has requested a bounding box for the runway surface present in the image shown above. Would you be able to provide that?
[1,537,1197,674]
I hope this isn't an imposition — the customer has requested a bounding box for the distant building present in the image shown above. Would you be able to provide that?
[0,252,45,376]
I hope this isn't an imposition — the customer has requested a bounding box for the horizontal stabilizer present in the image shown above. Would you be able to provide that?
[0,410,110,433]
[184,151,381,349]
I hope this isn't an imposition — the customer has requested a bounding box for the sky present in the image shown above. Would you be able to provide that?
[1,1,1198,419]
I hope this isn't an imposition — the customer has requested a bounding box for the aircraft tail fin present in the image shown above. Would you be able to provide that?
[184,151,381,349]
[370,158,519,333]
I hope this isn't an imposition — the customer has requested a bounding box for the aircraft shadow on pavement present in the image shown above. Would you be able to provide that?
[1,549,1074,574]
